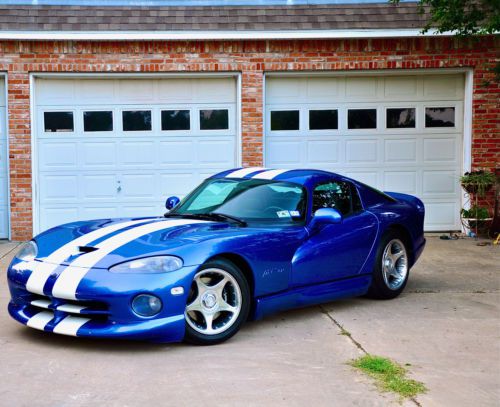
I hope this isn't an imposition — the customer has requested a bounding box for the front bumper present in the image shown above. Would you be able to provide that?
[7,259,199,343]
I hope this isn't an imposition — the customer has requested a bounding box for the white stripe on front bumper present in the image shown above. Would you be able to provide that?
[26,311,53,331]
[53,315,91,336]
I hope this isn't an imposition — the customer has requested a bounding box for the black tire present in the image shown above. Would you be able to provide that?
[184,258,251,345]
[366,231,410,300]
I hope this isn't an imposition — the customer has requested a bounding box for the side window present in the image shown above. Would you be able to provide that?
[312,181,359,216]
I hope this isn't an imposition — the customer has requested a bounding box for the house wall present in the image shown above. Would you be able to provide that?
[1,36,498,240]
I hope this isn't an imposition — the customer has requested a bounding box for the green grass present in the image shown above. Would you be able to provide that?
[350,354,427,399]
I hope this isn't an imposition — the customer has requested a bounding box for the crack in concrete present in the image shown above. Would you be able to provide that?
[0,242,22,262]
[319,304,423,407]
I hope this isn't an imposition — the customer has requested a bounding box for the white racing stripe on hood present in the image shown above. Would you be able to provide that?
[225,167,267,178]
[26,218,150,295]
[252,169,290,180]
[51,219,207,300]
[26,311,53,331]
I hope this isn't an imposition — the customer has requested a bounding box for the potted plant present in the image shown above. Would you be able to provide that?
[460,205,492,235]
[460,170,495,197]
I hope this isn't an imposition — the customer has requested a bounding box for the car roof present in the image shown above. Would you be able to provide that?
[211,168,345,186]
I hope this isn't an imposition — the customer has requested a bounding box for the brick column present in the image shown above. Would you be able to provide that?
[241,70,264,167]
[8,71,32,241]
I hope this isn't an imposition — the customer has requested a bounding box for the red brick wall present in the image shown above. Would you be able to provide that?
[0,36,498,240]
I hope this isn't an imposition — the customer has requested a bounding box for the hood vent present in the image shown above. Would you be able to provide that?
[78,246,98,254]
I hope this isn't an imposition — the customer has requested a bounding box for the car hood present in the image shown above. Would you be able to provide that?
[33,217,248,269]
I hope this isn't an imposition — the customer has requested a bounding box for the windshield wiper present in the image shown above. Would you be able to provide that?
[165,212,246,226]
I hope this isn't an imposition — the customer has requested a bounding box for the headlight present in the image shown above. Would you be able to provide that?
[132,294,162,317]
[15,241,38,261]
[109,256,183,274]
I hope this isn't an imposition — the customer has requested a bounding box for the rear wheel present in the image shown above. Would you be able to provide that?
[367,232,409,299]
[184,258,250,345]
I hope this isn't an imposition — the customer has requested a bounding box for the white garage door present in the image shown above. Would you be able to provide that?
[0,78,8,238]
[35,77,237,233]
[265,74,464,231]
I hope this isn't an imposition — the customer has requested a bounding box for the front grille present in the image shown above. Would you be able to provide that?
[28,293,110,321]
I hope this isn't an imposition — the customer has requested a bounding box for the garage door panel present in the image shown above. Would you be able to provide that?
[384,77,418,97]
[0,176,7,205]
[159,141,196,165]
[423,138,458,163]
[121,174,156,199]
[422,170,457,195]
[0,207,7,237]
[82,142,117,168]
[198,140,235,166]
[424,202,460,230]
[267,141,302,165]
[384,171,417,194]
[0,141,7,171]
[384,139,417,163]
[120,205,159,218]
[82,175,117,200]
[158,80,194,102]
[307,140,339,164]
[40,175,78,201]
[38,79,76,105]
[306,78,339,100]
[119,80,154,102]
[78,80,116,104]
[119,141,156,167]
[346,77,378,98]
[39,143,78,170]
[423,75,464,99]
[266,74,465,230]
[345,140,378,163]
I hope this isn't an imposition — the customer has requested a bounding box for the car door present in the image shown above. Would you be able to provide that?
[291,179,378,286]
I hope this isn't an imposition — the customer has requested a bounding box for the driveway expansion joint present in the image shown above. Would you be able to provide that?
[319,305,423,407]
[0,242,22,261]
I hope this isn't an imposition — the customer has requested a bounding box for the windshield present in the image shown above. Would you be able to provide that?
[171,178,307,224]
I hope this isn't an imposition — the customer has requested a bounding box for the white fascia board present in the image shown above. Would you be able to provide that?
[0,29,453,41]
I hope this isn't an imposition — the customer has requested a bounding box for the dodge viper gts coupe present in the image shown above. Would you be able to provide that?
[7,168,425,345]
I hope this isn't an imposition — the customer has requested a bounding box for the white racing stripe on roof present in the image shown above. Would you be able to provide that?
[225,167,267,178]
[26,218,150,295]
[51,219,207,300]
[26,311,53,331]
[53,315,91,336]
[251,169,290,180]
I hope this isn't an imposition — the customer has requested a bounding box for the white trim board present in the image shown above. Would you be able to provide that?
[0,29,455,41]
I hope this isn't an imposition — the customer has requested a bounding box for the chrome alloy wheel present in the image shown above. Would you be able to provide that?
[185,268,242,336]
[381,239,408,290]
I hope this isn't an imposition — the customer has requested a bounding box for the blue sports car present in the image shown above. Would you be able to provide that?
[7,168,425,345]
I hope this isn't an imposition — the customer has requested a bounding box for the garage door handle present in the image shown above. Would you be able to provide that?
[117,181,122,193]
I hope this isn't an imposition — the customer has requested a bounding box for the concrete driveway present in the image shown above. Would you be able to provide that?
[0,237,498,407]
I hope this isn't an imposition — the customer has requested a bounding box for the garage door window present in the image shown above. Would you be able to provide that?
[44,111,74,132]
[309,109,338,130]
[200,109,229,130]
[347,109,377,129]
[122,110,152,131]
[83,111,113,132]
[162,110,190,131]
[386,108,415,129]
[425,107,455,127]
[270,110,299,131]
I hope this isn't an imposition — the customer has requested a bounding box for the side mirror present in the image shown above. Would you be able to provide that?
[309,208,342,229]
[165,196,180,210]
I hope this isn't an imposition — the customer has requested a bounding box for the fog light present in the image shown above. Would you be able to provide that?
[132,294,162,317]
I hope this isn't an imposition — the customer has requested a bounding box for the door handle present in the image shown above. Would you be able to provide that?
[117,180,122,193]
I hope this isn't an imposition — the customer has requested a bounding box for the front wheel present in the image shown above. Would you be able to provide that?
[366,233,410,299]
[184,258,250,345]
